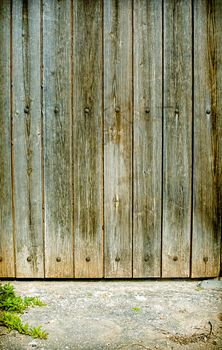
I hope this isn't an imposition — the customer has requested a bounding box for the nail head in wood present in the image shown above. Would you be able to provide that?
[0,257,2,262]
[115,256,120,262]
[144,255,149,262]
[173,256,178,261]
[86,256,90,262]
[145,108,150,114]
[84,107,90,114]
[175,108,179,115]
[27,256,32,262]
[206,108,211,115]
[54,106,59,114]
[56,257,61,262]
[203,256,208,263]
[24,106,29,114]
[115,106,120,113]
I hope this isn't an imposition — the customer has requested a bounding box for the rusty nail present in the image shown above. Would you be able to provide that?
[0,257,2,262]
[86,256,90,262]
[115,106,120,113]
[145,108,150,114]
[115,257,120,262]
[24,106,29,114]
[206,108,211,115]
[27,256,32,262]
[173,256,178,261]
[84,107,90,114]
[203,256,208,263]
[56,257,61,262]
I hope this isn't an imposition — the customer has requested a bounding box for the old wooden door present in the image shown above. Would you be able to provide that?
[0,0,221,279]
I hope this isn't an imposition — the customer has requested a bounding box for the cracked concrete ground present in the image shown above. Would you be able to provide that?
[0,280,221,350]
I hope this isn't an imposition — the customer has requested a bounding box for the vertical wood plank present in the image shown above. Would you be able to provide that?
[133,0,162,277]
[73,0,103,278]
[104,0,132,278]
[12,0,43,278]
[43,0,73,278]
[0,0,15,278]
[162,0,192,277]
[192,0,222,277]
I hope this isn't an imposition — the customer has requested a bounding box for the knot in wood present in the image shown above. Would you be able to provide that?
[0,257,2,262]
[144,255,149,262]
[115,106,120,113]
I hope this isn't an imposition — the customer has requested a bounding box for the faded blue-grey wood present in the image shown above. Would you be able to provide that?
[43,0,73,278]
[192,0,222,277]
[133,0,162,278]
[104,0,133,278]
[12,0,44,278]
[162,0,192,277]
[0,0,15,278]
[73,0,103,278]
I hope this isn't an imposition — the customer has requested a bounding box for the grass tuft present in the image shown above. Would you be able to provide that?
[0,282,48,339]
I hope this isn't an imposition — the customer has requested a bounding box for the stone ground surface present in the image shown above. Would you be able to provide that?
[0,280,221,350]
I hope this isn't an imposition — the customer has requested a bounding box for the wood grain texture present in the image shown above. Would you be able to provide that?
[192,0,222,277]
[162,0,192,277]
[133,0,162,278]
[12,0,43,278]
[73,0,103,278]
[104,0,132,278]
[43,0,73,278]
[0,0,15,278]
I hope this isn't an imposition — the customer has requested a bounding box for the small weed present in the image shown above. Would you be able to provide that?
[0,282,48,339]
[132,307,141,311]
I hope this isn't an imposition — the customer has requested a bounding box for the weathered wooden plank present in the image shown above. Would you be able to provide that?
[73,0,103,278]
[162,0,192,277]
[133,0,162,278]
[0,0,15,278]
[12,0,43,278]
[192,0,222,277]
[104,0,132,278]
[43,0,73,278]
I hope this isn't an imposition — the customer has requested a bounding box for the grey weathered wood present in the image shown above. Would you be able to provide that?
[192,0,222,278]
[162,0,192,277]
[104,0,133,278]
[73,0,103,278]
[43,0,73,278]
[12,0,43,278]
[133,0,162,278]
[0,0,15,278]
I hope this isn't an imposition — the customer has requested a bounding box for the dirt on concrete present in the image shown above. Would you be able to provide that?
[0,280,221,350]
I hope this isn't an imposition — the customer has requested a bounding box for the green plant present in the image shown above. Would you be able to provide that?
[0,282,48,339]
[132,307,141,311]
